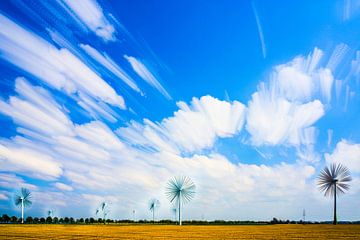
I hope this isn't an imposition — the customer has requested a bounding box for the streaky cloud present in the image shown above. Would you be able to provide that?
[57,0,116,41]
[251,1,266,59]
[0,14,126,110]
[124,55,172,100]
[80,44,141,93]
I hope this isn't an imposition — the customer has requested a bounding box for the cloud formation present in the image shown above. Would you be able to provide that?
[118,95,246,153]
[246,48,331,146]
[59,0,117,41]
[325,140,360,173]
[124,55,172,100]
[0,14,126,109]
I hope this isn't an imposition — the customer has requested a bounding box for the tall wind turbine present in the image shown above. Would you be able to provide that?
[14,188,32,223]
[317,163,352,225]
[165,176,195,225]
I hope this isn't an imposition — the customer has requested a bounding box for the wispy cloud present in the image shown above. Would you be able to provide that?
[0,78,74,137]
[0,193,8,201]
[342,0,360,22]
[251,1,266,58]
[0,14,126,110]
[326,43,350,72]
[0,173,37,190]
[54,182,73,191]
[0,142,62,180]
[80,44,141,93]
[58,0,116,41]
[327,129,333,148]
[124,55,172,100]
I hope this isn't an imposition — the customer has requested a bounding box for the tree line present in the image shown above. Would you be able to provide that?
[1,214,359,225]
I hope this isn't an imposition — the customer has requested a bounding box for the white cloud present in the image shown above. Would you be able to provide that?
[80,44,140,93]
[118,95,246,153]
[0,78,126,180]
[54,182,73,191]
[75,121,125,151]
[0,193,8,200]
[0,14,125,109]
[246,48,330,146]
[325,140,360,173]
[246,92,324,146]
[0,142,62,179]
[124,55,172,100]
[0,78,74,137]
[271,47,334,103]
[59,0,116,41]
[0,173,37,190]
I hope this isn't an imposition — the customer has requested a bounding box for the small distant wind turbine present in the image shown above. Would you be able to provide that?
[48,210,54,218]
[14,188,32,223]
[302,209,306,223]
[149,198,160,223]
[96,202,109,225]
[172,207,177,223]
[166,176,195,225]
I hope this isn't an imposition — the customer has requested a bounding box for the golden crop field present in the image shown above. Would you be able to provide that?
[0,224,360,240]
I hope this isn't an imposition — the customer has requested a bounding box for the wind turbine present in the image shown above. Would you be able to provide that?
[317,163,352,225]
[14,188,32,223]
[96,202,109,225]
[165,176,195,225]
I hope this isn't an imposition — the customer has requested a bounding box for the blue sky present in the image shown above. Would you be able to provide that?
[0,0,359,221]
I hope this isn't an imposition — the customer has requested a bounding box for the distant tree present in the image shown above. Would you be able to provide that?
[14,188,32,223]
[53,217,59,224]
[2,214,10,223]
[46,216,52,224]
[85,218,89,224]
[25,216,33,223]
[79,218,84,223]
[64,217,70,224]
[98,218,103,224]
[271,218,279,224]
[89,217,95,224]
[40,217,45,224]
[11,216,18,223]
[70,217,75,224]
[59,218,64,224]
[317,163,352,225]
[33,217,39,223]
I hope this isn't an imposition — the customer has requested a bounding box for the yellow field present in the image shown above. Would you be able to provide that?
[0,224,359,240]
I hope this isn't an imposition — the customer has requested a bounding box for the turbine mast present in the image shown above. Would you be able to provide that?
[21,198,24,224]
